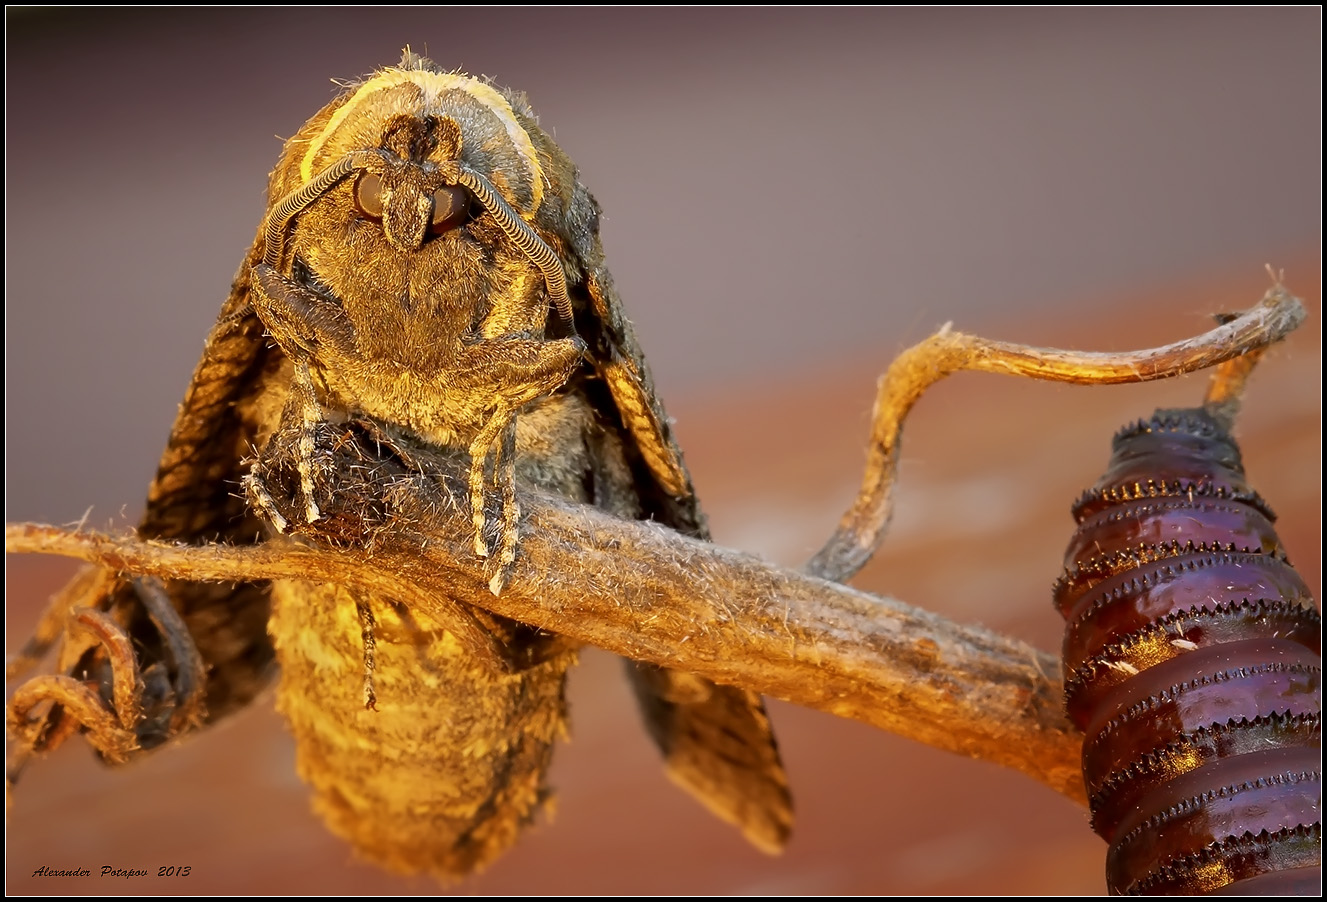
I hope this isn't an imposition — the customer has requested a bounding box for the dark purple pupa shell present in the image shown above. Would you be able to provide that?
[1054,408,1321,895]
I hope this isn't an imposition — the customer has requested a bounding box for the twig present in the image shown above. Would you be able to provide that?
[5,506,1087,804]
[806,284,1305,582]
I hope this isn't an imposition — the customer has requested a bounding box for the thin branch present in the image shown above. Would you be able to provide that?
[806,284,1306,582]
[6,499,1088,804]
[5,564,117,684]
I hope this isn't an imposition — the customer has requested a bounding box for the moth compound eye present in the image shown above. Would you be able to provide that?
[354,171,384,219]
[430,185,471,235]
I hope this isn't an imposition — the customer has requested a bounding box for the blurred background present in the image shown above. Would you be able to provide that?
[6,8,1320,895]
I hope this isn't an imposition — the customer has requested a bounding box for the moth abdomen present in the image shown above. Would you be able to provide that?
[268,578,574,880]
[1055,408,1321,895]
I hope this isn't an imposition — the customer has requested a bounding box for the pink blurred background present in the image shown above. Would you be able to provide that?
[6,8,1320,894]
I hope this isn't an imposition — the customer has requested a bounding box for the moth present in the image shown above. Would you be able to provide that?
[1054,408,1321,894]
[7,53,792,879]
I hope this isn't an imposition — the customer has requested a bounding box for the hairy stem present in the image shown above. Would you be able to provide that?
[6,507,1087,804]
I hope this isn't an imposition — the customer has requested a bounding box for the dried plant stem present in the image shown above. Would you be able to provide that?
[6,507,1087,803]
[806,285,1306,582]
[5,564,117,684]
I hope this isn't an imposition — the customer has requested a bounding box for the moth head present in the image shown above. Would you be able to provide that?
[350,114,472,251]
[259,66,574,328]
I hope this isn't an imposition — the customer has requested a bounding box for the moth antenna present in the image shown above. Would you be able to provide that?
[262,150,382,267]
[454,165,575,332]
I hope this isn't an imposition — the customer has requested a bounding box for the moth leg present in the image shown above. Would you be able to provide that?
[236,374,326,536]
[244,469,290,534]
[489,418,520,595]
[455,336,585,570]
[131,577,208,734]
[248,262,360,524]
[354,597,379,711]
[292,360,327,523]
[249,360,332,531]
[467,408,517,560]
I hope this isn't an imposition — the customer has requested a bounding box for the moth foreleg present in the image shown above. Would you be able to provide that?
[293,360,328,523]
[467,409,512,560]
[454,335,584,589]
[248,263,352,524]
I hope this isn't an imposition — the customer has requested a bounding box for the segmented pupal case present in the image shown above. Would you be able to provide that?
[1054,408,1321,895]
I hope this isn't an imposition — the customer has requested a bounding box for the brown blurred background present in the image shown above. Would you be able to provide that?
[6,8,1320,895]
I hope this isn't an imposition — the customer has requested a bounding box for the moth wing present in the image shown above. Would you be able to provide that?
[112,97,351,730]
[624,660,794,854]
[129,229,284,725]
[546,167,793,852]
